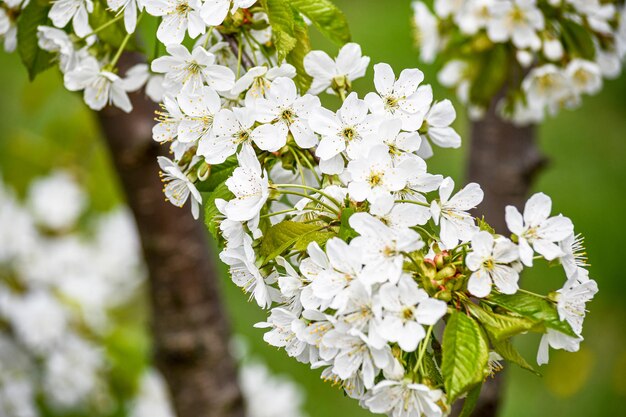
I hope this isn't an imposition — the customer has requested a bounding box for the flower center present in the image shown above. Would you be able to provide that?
[235,130,250,144]
[384,95,399,110]
[185,61,204,75]
[280,108,296,125]
[342,126,357,141]
[367,171,383,186]
[176,1,191,15]
[402,307,414,320]
[482,258,495,271]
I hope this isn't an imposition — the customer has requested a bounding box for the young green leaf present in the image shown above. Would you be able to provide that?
[487,292,578,338]
[17,0,54,81]
[338,207,358,240]
[467,303,537,341]
[561,19,596,61]
[490,337,540,376]
[197,156,238,192]
[260,0,297,61]
[422,351,444,388]
[441,311,489,402]
[259,220,321,262]
[287,15,313,92]
[203,182,234,240]
[290,0,351,45]
[458,382,483,417]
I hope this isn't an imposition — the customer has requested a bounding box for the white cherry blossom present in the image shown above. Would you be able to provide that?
[304,43,370,95]
[430,177,483,248]
[144,0,206,44]
[151,44,235,92]
[505,192,574,266]
[465,231,520,297]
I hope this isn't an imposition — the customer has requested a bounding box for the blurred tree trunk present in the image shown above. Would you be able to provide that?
[455,99,546,417]
[96,53,245,417]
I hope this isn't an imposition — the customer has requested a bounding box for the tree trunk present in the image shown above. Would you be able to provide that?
[454,102,546,417]
[97,54,245,417]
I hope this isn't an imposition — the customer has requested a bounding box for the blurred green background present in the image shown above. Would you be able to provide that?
[1,0,625,415]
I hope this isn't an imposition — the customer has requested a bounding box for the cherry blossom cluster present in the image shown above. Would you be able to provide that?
[151,33,597,413]
[0,171,145,415]
[412,0,626,123]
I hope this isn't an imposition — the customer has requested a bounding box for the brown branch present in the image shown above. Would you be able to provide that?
[223,33,255,70]
[460,76,548,417]
[96,53,245,417]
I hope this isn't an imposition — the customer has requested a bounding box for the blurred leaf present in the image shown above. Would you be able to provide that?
[17,0,54,81]
[260,220,321,262]
[561,19,596,60]
[290,0,351,45]
[468,302,537,341]
[458,382,483,417]
[203,182,234,240]
[442,311,489,402]
[91,2,139,51]
[490,336,540,376]
[469,44,509,108]
[488,292,578,338]
[260,0,297,61]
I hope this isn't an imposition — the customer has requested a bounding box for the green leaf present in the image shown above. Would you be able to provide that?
[17,0,54,81]
[90,2,139,50]
[338,207,358,240]
[290,0,351,45]
[422,351,444,388]
[292,229,334,252]
[260,220,321,262]
[561,19,596,60]
[260,0,297,61]
[467,303,536,341]
[197,156,238,192]
[469,44,509,107]
[442,311,489,402]
[490,337,540,376]
[487,292,578,338]
[458,382,483,417]
[287,15,313,92]
[203,182,234,240]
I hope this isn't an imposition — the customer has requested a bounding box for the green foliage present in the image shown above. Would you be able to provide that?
[561,19,596,60]
[487,292,578,338]
[203,182,234,240]
[90,1,139,50]
[441,311,489,402]
[17,0,54,81]
[458,382,483,417]
[490,337,540,376]
[287,14,313,92]
[422,351,444,387]
[290,0,351,46]
[197,156,238,192]
[469,44,509,108]
[467,302,536,341]
[338,207,358,240]
[259,220,327,263]
[260,0,298,61]
[260,0,350,85]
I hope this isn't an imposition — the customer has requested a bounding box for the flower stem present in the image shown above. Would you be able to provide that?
[275,190,339,215]
[414,325,434,376]
[273,183,341,208]
[395,199,430,208]
[83,13,124,39]
[110,13,143,69]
